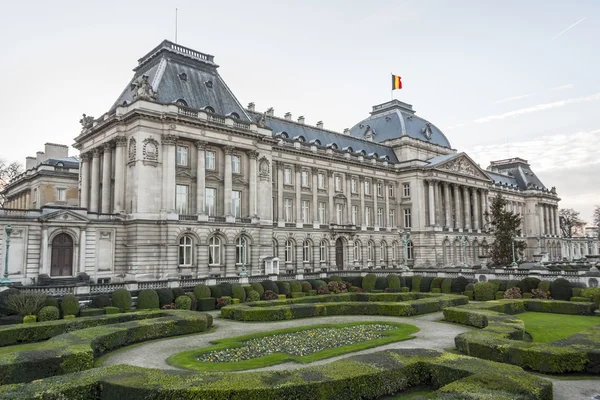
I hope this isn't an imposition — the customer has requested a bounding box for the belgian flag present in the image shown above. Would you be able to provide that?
[392,74,402,90]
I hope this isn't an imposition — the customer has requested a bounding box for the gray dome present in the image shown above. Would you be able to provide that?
[349,100,451,148]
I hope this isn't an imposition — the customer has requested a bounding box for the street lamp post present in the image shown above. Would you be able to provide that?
[457,235,468,268]
[511,235,518,268]
[398,229,411,270]
[239,228,248,278]
[1,225,12,285]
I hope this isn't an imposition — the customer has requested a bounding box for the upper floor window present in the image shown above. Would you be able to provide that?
[403,183,411,197]
[389,210,395,227]
[232,190,241,217]
[318,173,325,189]
[206,151,216,170]
[179,236,193,266]
[301,170,309,187]
[336,204,343,224]
[335,175,342,191]
[404,208,412,228]
[284,198,293,222]
[407,241,414,260]
[176,185,189,214]
[351,178,357,193]
[177,145,189,166]
[365,207,371,226]
[351,205,358,225]
[56,188,66,202]
[318,201,326,224]
[388,184,395,198]
[367,241,374,261]
[377,182,383,197]
[320,240,328,262]
[205,188,217,216]
[284,168,292,185]
[232,155,241,174]
[301,200,310,222]
[377,208,384,227]
[364,181,371,195]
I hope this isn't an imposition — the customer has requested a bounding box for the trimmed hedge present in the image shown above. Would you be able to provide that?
[111,289,132,312]
[275,281,291,297]
[155,289,174,307]
[197,298,216,311]
[289,280,302,293]
[60,295,79,317]
[538,280,551,292]
[37,306,59,322]
[474,282,497,301]
[550,278,571,301]
[90,295,111,308]
[441,278,452,294]
[231,284,246,302]
[218,283,233,297]
[411,275,422,292]
[247,290,260,302]
[517,277,540,294]
[261,280,279,294]
[300,281,312,293]
[43,297,59,309]
[346,276,363,289]
[79,308,105,317]
[175,296,192,310]
[104,307,119,315]
[387,274,401,290]
[374,277,388,291]
[450,276,469,293]
[250,283,265,297]
[430,277,444,290]
[136,290,159,310]
[193,284,211,299]
[420,277,434,293]
[209,285,223,299]
[171,288,186,299]
[362,274,377,291]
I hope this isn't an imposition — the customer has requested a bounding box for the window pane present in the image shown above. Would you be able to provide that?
[205,188,216,215]
[206,151,215,169]
[177,146,188,166]
[176,185,188,214]
[232,155,240,173]
[232,191,241,217]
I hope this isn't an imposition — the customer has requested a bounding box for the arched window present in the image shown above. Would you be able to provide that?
[302,240,312,262]
[285,239,294,262]
[367,241,374,261]
[407,241,414,260]
[353,241,361,261]
[208,236,221,265]
[236,236,249,264]
[272,239,278,257]
[179,236,193,266]
[228,112,240,119]
[380,242,387,261]
[443,240,451,265]
[175,99,188,107]
[320,240,328,262]
[473,241,479,264]
[392,241,398,261]
[203,105,215,113]
[454,241,461,265]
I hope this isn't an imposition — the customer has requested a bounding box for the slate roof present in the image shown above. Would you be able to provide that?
[486,159,548,191]
[424,153,459,167]
[349,100,452,148]
[44,157,79,169]
[111,40,250,121]
[247,111,399,163]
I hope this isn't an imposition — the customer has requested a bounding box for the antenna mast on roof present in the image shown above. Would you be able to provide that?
[175,8,178,43]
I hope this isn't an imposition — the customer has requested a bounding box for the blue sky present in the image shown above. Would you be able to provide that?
[1,0,598,221]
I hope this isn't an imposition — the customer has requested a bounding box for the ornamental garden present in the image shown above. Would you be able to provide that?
[0,273,598,399]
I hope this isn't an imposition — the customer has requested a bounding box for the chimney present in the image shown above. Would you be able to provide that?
[316,121,323,129]
[36,151,45,165]
[44,143,68,160]
[343,128,350,135]
[284,112,292,121]
[25,157,37,170]
[247,102,255,111]
[298,116,305,124]
[266,107,274,116]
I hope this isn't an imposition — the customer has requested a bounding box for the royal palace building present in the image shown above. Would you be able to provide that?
[1,40,597,285]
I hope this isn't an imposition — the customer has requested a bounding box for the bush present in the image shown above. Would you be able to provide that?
[175,296,192,310]
[186,293,197,311]
[523,293,533,299]
[231,284,246,302]
[38,306,60,322]
[172,288,186,299]
[463,290,474,300]
[431,278,444,290]
[300,281,312,293]
[80,308,105,317]
[249,283,264,297]
[247,290,260,302]
[550,278,571,301]
[23,315,36,323]
[289,280,302,293]
[593,293,600,308]
[505,280,519,290]
[4,292,47,317]
[538,280,551,292]
[262,290,278,300]
[43,296,60,309]
[581,287,600,299]
[209,285,223,298]
[136,290,159,310]
[90,294,111,308]
[401,287,410,292]
[275,281,291,297]
[517,277,540,294]
[110,289,132,312]
[451,276,469,293]
[60,294,80,316]
[315,280,327,288]
[194,284,211,299]
[504,287,522,299]
[465,283,475,292]
[494,291,505,300]
[261,280,279,294]
[572,288,582,297]
[387,274,401,290]
[197,297,216,311]
[411,275,422,292]
[532,288,551,299]
[0,288,19,316]
[104,306,119,315]
[308,290,317,296]
[219,283,233,297]
[327,281,349,294]
[420,277,435,292]
[474,282,497,301]
[216,296,232,309]
[346,276,363,288]
[362,274,377,292]
[441,278,453,294]
[317,286,330,295]
[375,277,388,290]
[155,289,174,308]
[329,275,342,282]
[570,296,591,303]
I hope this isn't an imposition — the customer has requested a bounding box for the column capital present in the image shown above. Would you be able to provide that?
[223,146,235,155]
[80,152,92,162]
[115,136,127,147]
[246,150,259,159]
[311,167,319,174]
[294,164,302,174]
[442,180,450,187]
[92,148,102,157]
[161,134,177,146]
[327,170,334,177]
[194,140,207,150]
[274,161,285,169]
[103,142,113,152]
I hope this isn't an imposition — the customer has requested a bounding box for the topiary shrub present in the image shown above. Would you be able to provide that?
[136,290,159,310]
[186,292,197,311]
[401,287,410,292]
[111,289,132,312]
[0,288,19,316]
[43,297,59,309]
[593,293,600,308]
[474,282,497,301]
[23,315,36,323]
[362,274,377,292]
[80,308,105,317]
[346,276,363,289]
[431,278,444,290]
[505,280,519,290]
[38,306,59,322]
[517,277,540,294]
[581,287,600,300]
[156,289,175,307]
[494,291,505,300]
[175,296,192,310]
[572,288,582,298]
[387,274,401,290]
[315,280,327,289]
[441,278,453,294]
[307,280,319,290]
[275,281,291,297]
[532,288,551,299]
[420,277,435,292]
[232,284,246,302]
[463,290,474,300]
[451,276,469,294]
[197,297,216,311]
[550,278,571,301]
[300,281,312,293]
[218,283,233,297]
[172,288,186,299]
[261,280,279,294]
[329,275,342,282]
[104,306,119,315]
[249,283,264,297]
[464,283,475,292]
[209,285,224,298]
[411,275,422,292]
[262,290,278,301]
[247,290,260,302]
[194,284,211,299]
[289,280,302,293]
[60,295,80,317]
[317,285,330,295]
[570,296,591,303]
[216,296,232,309]
[503,286,522,299]
[375,277,388,290]
[538,280,551,292]
[90,294,111,309]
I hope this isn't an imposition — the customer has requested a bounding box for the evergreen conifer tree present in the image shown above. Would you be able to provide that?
[485,194,526,266]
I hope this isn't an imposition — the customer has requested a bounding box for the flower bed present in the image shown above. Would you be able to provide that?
[443,299,600,373]
[220,292,468,322]
[0,348,552,400]
[168,322,419,371]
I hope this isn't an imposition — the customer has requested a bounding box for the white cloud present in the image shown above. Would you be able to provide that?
[552,17,586,40]
[494,93,534,104]
[550,84,574,91]
[474,93,600,123]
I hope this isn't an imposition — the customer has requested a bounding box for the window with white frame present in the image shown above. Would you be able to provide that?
[231,155,241,174]
[301,170,309,187]
[389,210,395,227]
[404,208,412,228]
[335,175,342,191]
[301,200,310,222]
[318,202,326,224]
[284,168,292,185]
[235,237,248,264]
[392,242,398,261]
[284,199,293,222]
[351,178,357,193]
[407,241,414,260]
[380,242,386,261]
[403,183,411,197]
[377,182,383,197]
[232,190,241,217]
[302,240,312,262]
[365,207,371,226]
[205,188,216,215]
[388,183,395,198]
[320,240,327,262]
[176,185,189,214]
[272,239,278,257]
[206,151,216,170]
[353,241,361,261]
[351,205,358,225]
[364,181,371,195]
[285,239,294,262]
[177,145,189,166]
[56,188,66,202]
[318,173,325,189]
[377,208,384,227]
[208,236,221,265]
[179,235,193,266]
[367,241,374,261]
[336,204,343,224]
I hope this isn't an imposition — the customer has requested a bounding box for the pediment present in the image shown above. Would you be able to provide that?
[232,175,247,185]
[176,168,194,178]
[40,210,89,223]
[206,171,223,182]
[434,155,491,181]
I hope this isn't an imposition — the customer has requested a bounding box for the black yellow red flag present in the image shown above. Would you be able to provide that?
[392,74,402,90]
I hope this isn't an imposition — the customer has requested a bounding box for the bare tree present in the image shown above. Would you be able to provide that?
[558,208,586,238]
[0,158,23,207]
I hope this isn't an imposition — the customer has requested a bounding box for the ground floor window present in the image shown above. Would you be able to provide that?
[179,235,193,266]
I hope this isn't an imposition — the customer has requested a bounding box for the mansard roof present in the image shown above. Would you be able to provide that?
[44,157,79,169]
[247,111,399,163]
[111,40,250,121]
[486,158,549,191]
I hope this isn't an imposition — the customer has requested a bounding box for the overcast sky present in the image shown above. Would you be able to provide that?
[1,0,598,222]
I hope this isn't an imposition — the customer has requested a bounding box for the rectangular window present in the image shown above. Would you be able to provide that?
[388,184,395,198]
[404,208,412,228]
[231,190,241,217]
[318,201,326,224]
[301,170,309,187]
[336,204,343,224]
[176,185,188,214]
[365,181,371,195]
[365,207,371,226]
[377,208,384,227]
[56,188,66,202]
[403,183,411,197]
[176,145,189,166]
[351,205,358,225]
[335,175,342,191]
[232,155,241,174]
[389,210,395,227]
[33,188,37,204]
[318,173,325,189]
[205,188,216,215]
[301,200,310,222]
[284,199,293,222]
[284,168,292,185]
[206,151,216,170]
[377,182,383,197]
[351,178,357,193]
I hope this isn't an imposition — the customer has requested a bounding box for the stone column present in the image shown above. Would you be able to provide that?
[40,226,48,274]
[463,186,471,231]
[443,182,452,230]
[113,137,126,213]
[328,170,335,224]
[359,177,366,230]
[540,204,546,236]
[434,181,443,228]
[311,167,319,227]
[247,150,258,217]
[162,134,177,212]
[454,184,462,231]
[295,165,302,227]
[554,206,560,236]
[384,180,390,230]
[89,148,101,213]
[346,174,352,225]
[223,146,233,219]
[373,180,379,230]
[548,205,555,237]
[473,188,480,232]
[80,153,90,209]
[195,141,207,219]
[101,142,112,214]
[79,229,86,273]
[427,180,435,227]
[276,162,284,226]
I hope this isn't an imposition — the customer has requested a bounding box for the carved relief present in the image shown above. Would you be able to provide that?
[194,140,207,150]
[421,123,433,140]
[128,138,136,162]
[143,138,159,162]
[161,134,177,146]
[130,75,157,101]
[246,150,259,159]
[259,156,270,181]
[115,136,127,147]
[79,114,94,131]
[440,157,481,178]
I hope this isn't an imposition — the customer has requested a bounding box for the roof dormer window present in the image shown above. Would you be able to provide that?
[228,112,240,119]
[203,106,215,113]
[293,135,306,142]
[326,143,338,150]
[309,139,321,146]
[175,99,188,107]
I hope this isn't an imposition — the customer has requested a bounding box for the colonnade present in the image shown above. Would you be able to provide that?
[539,203,560,236]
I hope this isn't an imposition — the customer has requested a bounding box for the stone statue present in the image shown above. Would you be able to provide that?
[130,75,157,101]
[79,114,94,130]
[256,112,267,128]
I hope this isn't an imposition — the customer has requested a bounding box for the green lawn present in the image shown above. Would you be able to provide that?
[518,312,600,343]
[168,321,419,371]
